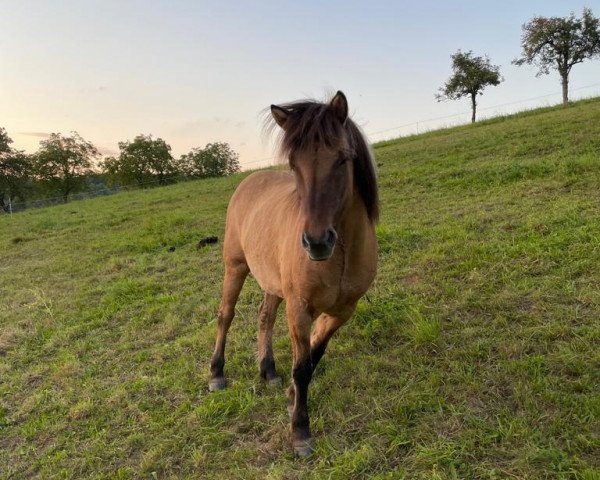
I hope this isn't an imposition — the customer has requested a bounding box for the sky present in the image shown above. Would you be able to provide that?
[2,0,600,169]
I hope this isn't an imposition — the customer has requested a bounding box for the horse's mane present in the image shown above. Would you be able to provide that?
[266,99,379,223]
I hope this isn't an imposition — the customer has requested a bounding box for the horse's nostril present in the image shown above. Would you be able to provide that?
[326,228,337,246]
[301,229,337,260]
[301,233,310,250]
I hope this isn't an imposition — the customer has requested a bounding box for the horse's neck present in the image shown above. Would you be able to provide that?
[334,191,377,293]
[338,192,372,248]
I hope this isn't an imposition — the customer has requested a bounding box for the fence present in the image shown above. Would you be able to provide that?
[3,174,190,214]
[366,82,600,142]
[3,82,600,216]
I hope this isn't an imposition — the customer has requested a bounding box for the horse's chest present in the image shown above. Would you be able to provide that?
[295,257,375,312]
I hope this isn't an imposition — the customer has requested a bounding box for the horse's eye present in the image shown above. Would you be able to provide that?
[338,157,347,166]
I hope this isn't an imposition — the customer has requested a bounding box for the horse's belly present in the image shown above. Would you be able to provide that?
[244,248,284,297]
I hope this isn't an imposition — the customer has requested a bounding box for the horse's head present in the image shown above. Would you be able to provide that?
[270,91,354,261]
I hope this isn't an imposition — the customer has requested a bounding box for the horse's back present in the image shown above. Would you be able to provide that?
[226,170,295,231]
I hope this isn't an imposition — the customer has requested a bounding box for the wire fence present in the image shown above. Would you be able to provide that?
[366,82,600,142]
[3,82,600,216]
[3,173,197,213]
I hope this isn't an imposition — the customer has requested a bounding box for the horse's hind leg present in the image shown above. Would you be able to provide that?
[209,260,249,391]
[257,293,282,386]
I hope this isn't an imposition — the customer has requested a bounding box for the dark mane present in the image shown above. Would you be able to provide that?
[266,99,379,223]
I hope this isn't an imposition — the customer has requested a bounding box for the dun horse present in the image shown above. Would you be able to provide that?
[209,91,379,457]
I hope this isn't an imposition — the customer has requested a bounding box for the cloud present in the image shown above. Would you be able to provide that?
[98,146,118,156]
[17,132,116,156]
[18,132,52,138]
[74,85,108,95]
[172,117,250,137]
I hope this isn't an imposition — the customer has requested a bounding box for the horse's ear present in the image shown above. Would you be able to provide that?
[271,105,290,129]
[329,91,348,123]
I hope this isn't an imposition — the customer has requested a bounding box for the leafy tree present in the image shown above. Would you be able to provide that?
[102,134,176,187]
[0,151,33,212]
[436,50,503,123]
[35,132,99,202]
[0,129,33,212]
[0,127,13,154]
[178,142,241,178]
[513,8,600,105]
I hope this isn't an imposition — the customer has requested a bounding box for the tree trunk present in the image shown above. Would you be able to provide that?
[471,93,477,123]
[63,174,72,202]
[561,74,569,106]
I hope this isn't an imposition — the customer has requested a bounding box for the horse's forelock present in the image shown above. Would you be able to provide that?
[265,98,379,223]
[266,101,342,161]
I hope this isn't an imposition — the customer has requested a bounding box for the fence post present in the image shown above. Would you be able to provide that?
[8,195,12,217]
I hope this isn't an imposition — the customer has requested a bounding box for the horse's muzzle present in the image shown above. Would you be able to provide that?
[301,228,337,261]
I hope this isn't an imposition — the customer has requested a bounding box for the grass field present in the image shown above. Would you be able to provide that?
[1,98,600,479]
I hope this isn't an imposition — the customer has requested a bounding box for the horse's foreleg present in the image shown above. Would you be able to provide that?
[309,310,351,371]
[209,261,249,391]
[257,293,282,385]
[286,299,314,457]
[286,304,356,414]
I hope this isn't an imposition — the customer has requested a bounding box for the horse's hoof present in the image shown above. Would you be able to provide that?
[293,438,314,458]
[267,376,282,388]
[208,377,226,392]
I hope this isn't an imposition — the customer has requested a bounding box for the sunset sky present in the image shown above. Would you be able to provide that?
[2,0,600,169]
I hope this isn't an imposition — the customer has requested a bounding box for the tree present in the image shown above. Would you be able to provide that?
[178,142,241,178]
[0,128,13,155]
[102,134,177,187]
[513,8,600,105]
[436,51,503,123]
[0,129,33,212]
[35,132,99,202]
[0,151,33,212]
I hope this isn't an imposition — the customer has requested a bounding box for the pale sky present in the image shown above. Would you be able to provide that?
[2,1,600,169]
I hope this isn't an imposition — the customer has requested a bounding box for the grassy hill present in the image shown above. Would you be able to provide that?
[1,98,600,479]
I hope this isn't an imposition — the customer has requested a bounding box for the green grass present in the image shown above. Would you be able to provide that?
[2,98,600,479]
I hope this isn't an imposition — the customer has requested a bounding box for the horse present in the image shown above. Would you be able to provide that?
[208,91,379,457]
